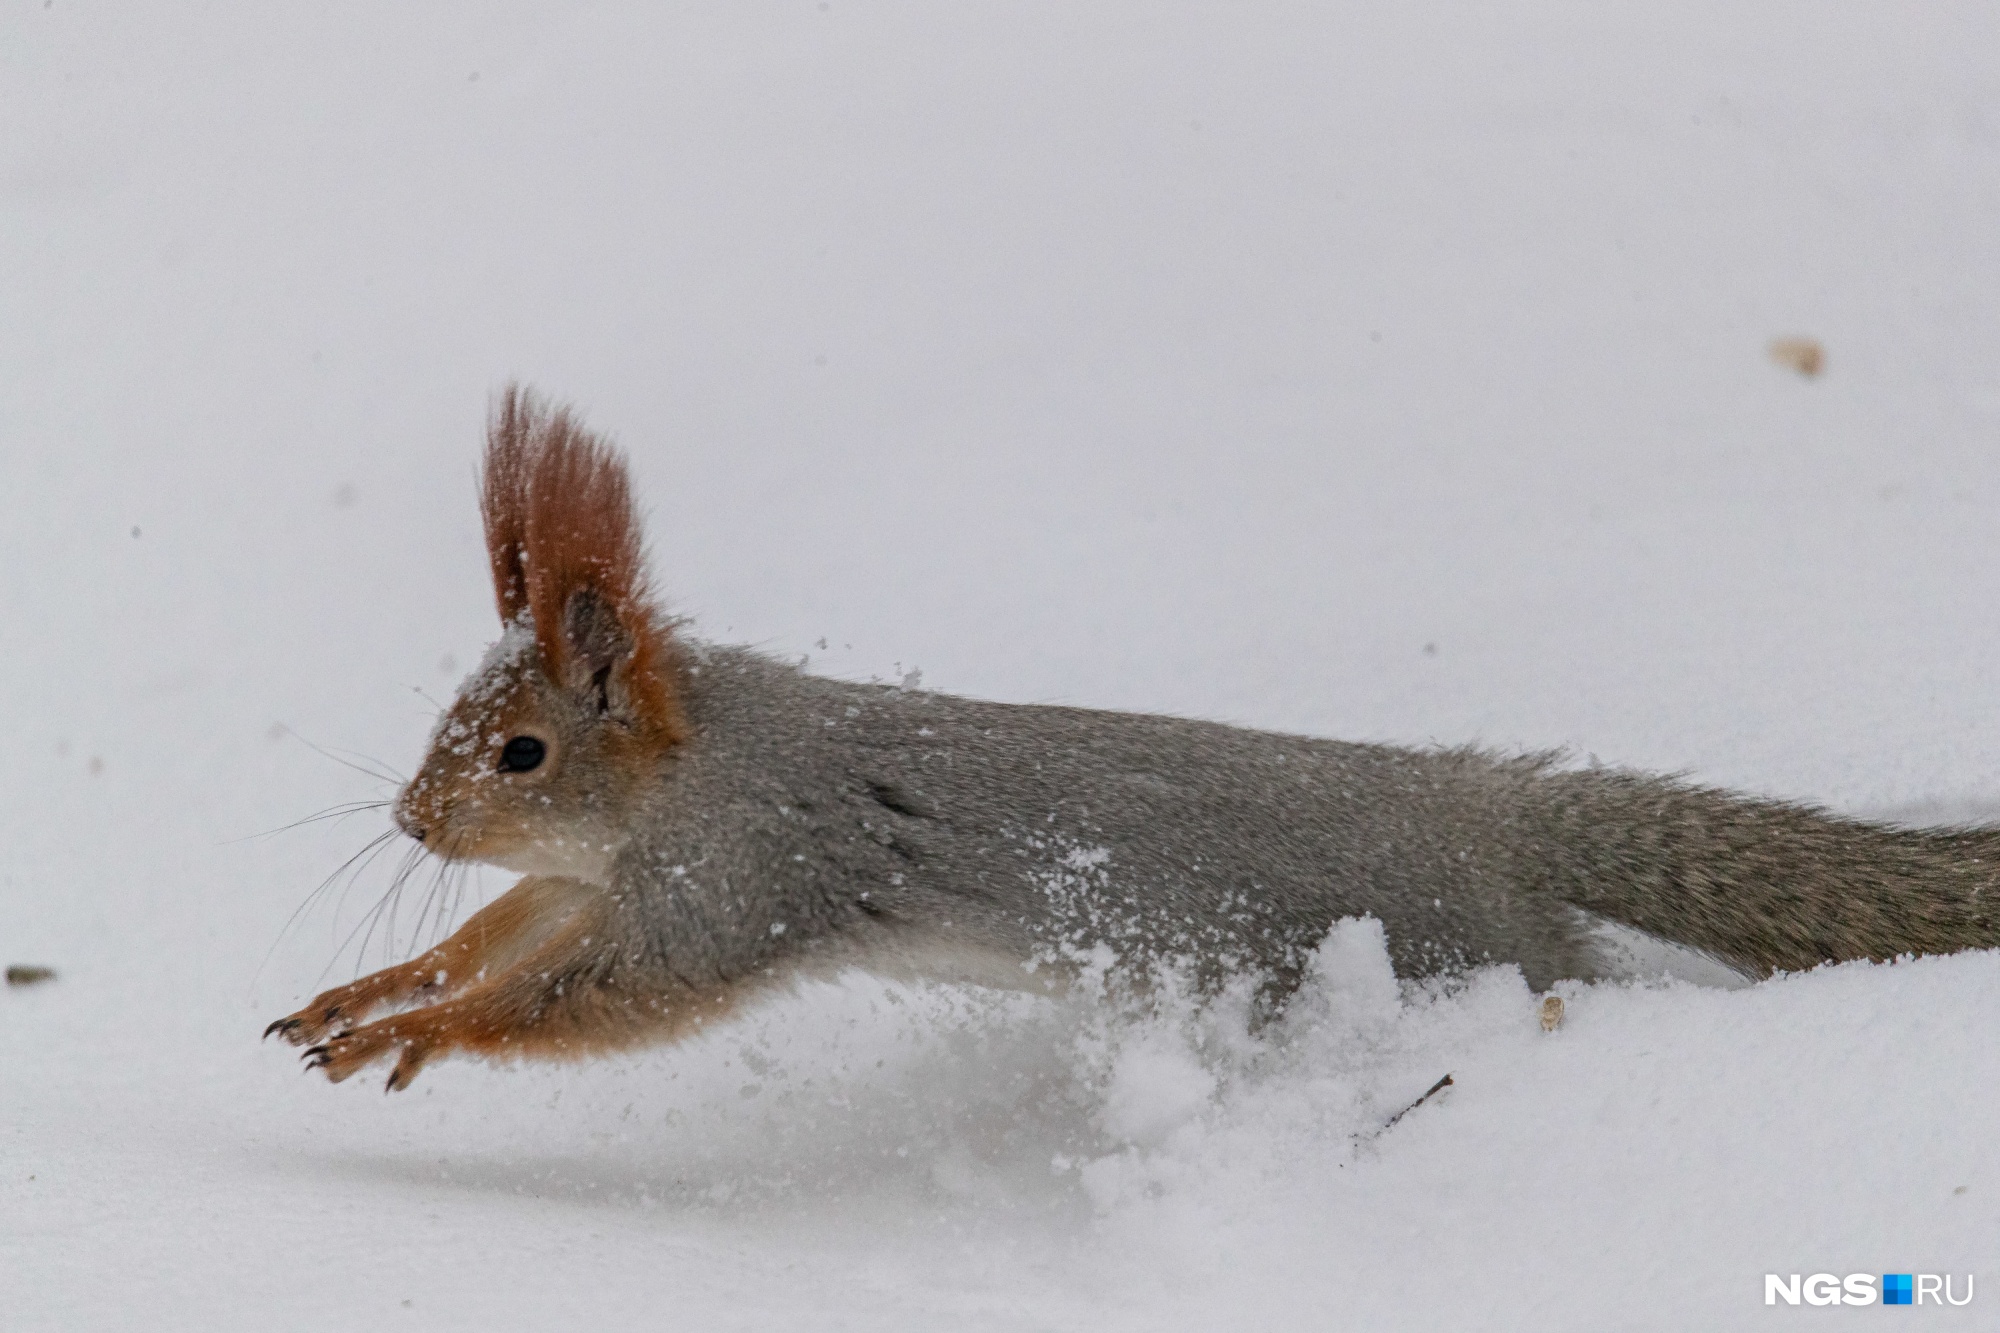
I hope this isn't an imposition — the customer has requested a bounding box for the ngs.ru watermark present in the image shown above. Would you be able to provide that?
[1765,1274,1974,1307]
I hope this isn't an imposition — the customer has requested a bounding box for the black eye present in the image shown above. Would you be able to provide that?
[499,736,546,773]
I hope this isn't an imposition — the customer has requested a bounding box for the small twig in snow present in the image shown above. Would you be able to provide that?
[1382,1073,1454,1131]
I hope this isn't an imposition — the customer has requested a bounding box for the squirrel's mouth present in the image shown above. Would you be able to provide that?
[391,805,426,844]
[391,786,445,847]
[404,821,472,861]
[390,798,474,862]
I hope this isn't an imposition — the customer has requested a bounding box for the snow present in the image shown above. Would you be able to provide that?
[4,1,1999,1326]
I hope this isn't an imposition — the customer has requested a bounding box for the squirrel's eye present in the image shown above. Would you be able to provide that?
[499,736,546,773]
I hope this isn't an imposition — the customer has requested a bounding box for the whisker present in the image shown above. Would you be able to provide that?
[230,801,393,844]
[320,840,424,989]
[251,826,398,993]
[297,829,399,934]
[444,855,475,943]
[372,842,429,971]
[410,851,451,954]
[438,852,470,940]
[275,725,407,786]
[325,828,407,949]
[418,835,464,955]
[443,849,482,944]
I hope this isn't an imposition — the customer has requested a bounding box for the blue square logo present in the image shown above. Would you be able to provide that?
[1884,1274,1913,1306]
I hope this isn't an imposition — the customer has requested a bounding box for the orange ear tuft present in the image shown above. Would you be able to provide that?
[480,385,686,743]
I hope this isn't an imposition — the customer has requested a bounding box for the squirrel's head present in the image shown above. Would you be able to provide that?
[392,386,687,880]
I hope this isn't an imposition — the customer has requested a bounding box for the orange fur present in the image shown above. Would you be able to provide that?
[297,895,745,1090]
[265,877,594,1047]
[481,385,686,743]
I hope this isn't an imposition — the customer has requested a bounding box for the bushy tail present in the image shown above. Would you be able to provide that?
[1522,767,2000,976]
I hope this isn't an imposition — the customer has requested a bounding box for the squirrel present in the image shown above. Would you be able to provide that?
[268,385,2000,1090]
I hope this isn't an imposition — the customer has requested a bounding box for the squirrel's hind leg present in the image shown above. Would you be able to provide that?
[266,876,597,1047]
[300,896,739,1091]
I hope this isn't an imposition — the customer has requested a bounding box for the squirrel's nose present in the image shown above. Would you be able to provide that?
[391,801,427,844]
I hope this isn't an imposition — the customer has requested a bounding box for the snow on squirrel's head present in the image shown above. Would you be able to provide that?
[392,385,686,880]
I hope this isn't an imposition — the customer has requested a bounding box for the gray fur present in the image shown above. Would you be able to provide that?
[609,645,2000,999]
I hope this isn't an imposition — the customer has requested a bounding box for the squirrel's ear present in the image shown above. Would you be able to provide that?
[562,587,636,716]
[483,383,689,745]
[481,388,535,625]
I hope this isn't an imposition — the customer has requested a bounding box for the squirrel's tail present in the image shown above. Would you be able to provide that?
[1522,767,2000,976]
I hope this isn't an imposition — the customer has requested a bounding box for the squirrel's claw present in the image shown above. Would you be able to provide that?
[298,1023,426,1087]
[265,1004,344,1047]
[382,1036,434,1092]
[266,971,423,1049]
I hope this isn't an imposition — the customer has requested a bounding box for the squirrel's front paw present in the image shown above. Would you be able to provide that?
[264,1003,346,1048]
[265,967,432,1047]
[300,1017,438,1092]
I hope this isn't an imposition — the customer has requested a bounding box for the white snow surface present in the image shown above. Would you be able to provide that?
[5,2,2000,1327]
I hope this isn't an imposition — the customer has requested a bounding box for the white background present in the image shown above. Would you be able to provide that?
[3,3,1997,1326]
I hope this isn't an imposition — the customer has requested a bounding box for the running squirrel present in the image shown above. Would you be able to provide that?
[267,386,2000,1090]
